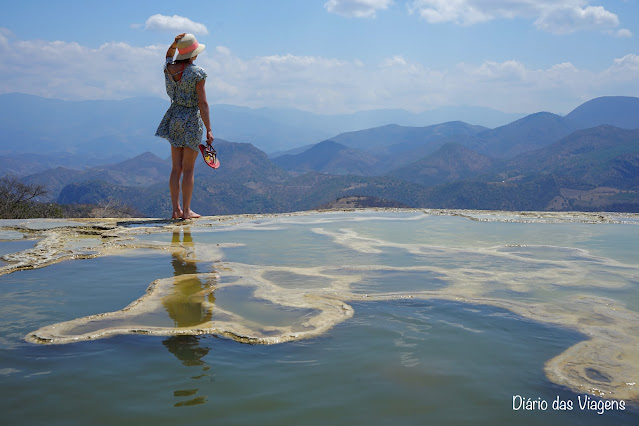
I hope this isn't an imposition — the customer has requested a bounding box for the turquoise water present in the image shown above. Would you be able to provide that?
[0,211,638,424]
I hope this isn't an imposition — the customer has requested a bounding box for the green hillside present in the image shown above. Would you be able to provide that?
[506,126,639,189]
[390,143,498,187]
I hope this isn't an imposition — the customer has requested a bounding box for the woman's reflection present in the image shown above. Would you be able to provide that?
[163,334,212,407]
[164,228,216,407]
[164,228,216,328]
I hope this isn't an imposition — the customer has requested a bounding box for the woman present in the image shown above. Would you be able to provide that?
[155,33,214,220]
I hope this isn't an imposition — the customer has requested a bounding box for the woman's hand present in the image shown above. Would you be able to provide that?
[206,130,214,144]
[167,33,187,59]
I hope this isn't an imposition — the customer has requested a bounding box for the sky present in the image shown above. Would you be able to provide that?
[0,0,637,115]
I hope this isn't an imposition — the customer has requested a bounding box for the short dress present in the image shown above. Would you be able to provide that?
[155,62,208,151]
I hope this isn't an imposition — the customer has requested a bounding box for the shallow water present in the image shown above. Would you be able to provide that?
[0,239,36,264]
[0,210,638,424]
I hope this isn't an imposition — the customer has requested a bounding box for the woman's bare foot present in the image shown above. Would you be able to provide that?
[182,210,201,220]
[172,209,184,220]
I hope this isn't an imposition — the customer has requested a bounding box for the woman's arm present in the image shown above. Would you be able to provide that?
[196,79,214,144]
[165,33,186,60]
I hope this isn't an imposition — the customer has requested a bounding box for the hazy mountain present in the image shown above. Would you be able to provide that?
[461,112,579,158]
[565,96,639,130]
[506,125,639,189]
[271,97,639,173]
[210,105,337,153]
[214,104,523,149]
[323,105,524,130]
[24,152,170,201]
[57,180,142,207]
[56,142,431,217]
[327,122,487,152]
[3,93,636,164]
[273,96,639,179]
[389,143,498,187]
[0,152,129,177]
[10,95,639,216]
[461,96,638,160]
[28,139,291,203]
[197,140,289,183]
[0,93,168,158]
[272,140,380,176]
[22,167,87,202]
[271,113,577,176]
[33,124,639,216]
[273,122,488,176]
[447,125,639,212]
[0,93,523,161]
[0,153,67,177]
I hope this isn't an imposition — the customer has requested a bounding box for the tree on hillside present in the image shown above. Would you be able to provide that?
[0,176,62,218]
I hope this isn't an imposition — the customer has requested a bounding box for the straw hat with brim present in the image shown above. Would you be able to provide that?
[175,34,205,60]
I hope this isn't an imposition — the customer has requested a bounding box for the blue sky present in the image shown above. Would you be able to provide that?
[1,0,637,115]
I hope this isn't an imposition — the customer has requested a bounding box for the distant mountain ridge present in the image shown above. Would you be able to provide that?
[0,93,524,161]
[506,126,639,189]
[23,152,171,202]
[0,93,168,158]
[38,124,639,216]
[327,121,488,151]
[273,96,639,178]
[389,143,497,187]
[56,143,433,217]
[565,96,639,130]
[6,95,639,215]
[273,140,380,176]
[461,112,579,158]
[274,121,489,175]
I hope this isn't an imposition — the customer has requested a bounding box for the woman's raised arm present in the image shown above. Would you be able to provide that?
[165,33,186,60]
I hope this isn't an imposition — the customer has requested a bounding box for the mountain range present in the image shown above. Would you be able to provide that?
[4,95,639,216]
[275,97,639,173]
[0,92,524,170]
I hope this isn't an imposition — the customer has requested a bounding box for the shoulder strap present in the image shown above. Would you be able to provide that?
[167,63,186,82]
[167,64,185,77]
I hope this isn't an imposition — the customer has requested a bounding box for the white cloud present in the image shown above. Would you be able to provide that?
[534,5,619,34]
[408,0,624,34]
[324,0,393,18]
[0,33,637,116]
[216,46,232,56]
[0,27,12,48]
[614,28,633,38]
[408,0,493,25]
[380,55,408,67]
[466,60,528,81]
[608,53,639,74]
[196,49,639,114]
[144,14,208,35]
[0,36,165,100]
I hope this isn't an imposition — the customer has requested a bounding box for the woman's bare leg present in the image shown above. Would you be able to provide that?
[181,148,201,219]
[170,146,185,219]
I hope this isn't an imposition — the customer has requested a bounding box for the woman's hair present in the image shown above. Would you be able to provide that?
[173,58,192,65]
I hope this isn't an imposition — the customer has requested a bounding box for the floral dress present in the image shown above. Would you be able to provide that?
[155,62,208,151]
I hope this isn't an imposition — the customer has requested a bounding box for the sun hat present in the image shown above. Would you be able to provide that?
[175,34,205,60]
